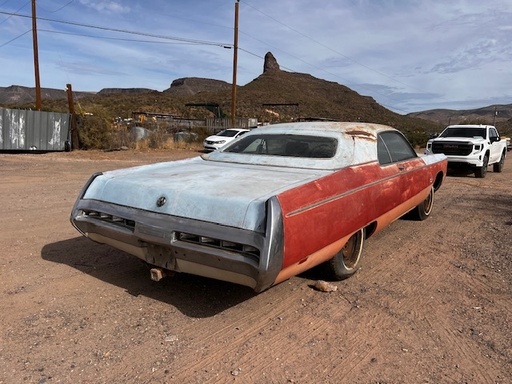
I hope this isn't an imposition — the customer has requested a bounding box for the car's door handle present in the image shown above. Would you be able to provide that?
[398,165,405,171]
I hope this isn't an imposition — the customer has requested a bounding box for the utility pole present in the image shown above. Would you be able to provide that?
[32,0,42,110]
[230,0,240,127]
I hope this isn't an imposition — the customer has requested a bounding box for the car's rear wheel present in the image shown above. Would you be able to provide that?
[324,228,365,280]
[493,150,505,173]
[475,154,489,178]
[411,185,434,221]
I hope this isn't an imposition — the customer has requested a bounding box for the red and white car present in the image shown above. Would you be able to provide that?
[71,122,447,292]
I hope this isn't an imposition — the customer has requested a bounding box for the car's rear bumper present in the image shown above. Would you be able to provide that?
[71,192,284,292]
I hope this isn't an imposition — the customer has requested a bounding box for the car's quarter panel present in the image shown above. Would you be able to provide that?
[275,157,440,276]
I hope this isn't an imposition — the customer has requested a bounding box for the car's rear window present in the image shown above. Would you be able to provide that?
[217,129,243,137]
[223,134,338,158]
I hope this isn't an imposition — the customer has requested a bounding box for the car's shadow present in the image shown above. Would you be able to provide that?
[41,237,257,318]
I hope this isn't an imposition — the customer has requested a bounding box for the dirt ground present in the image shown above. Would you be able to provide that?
[0,148,511,384]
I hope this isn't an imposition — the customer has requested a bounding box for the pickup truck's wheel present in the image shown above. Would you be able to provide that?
[493,150,505,173]
[475,154,489,178]
[412,185,434,220]
[324,228,364,280]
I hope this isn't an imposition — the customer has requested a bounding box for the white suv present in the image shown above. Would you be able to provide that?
[203,128,250,151]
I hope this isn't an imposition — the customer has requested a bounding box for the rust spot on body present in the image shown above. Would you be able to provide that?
[346,129,377,141]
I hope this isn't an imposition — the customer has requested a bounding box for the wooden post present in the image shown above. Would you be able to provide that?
[66,84,79,150]
[32,0,41,110]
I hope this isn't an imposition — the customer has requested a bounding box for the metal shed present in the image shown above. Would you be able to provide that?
[0,108,71,151]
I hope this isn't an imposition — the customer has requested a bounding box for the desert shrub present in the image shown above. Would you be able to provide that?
[77,115,117,150]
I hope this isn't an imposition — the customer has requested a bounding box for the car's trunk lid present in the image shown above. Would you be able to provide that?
[83,157,329,231]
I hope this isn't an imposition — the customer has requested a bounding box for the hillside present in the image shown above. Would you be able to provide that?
[0,85,93,105]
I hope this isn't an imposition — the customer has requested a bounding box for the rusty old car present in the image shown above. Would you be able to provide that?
[70,122,448,292]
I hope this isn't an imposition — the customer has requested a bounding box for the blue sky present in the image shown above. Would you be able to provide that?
[1,0,511,114]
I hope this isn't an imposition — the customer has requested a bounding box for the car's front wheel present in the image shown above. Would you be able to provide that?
[324,228,365,280]
[493,150,505,173]
[475,154,489,178]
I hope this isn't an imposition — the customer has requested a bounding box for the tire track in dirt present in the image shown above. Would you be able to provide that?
[159,282,356,382]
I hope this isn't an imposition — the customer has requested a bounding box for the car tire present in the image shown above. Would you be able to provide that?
[411,185,434,221]
[475,154,489,178]
[493,151,505,173]
[324,228,365,280]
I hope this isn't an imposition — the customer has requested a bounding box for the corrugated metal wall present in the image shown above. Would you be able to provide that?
[205,117,258,132]
[0,108,71,151]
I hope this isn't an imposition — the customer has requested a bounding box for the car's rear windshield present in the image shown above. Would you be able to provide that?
[440,127,486,138]
[223,134,338,158]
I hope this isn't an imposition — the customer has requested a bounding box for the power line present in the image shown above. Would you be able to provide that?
[0,0,30,24]
[0,10,233,48]
[37,0,74,13]
[38,28,216,46]
[0,29,31,48]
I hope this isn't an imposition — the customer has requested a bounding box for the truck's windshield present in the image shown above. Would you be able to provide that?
[440,127,486,139]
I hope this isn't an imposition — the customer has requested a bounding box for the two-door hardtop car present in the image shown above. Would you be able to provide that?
[71,122,448,292]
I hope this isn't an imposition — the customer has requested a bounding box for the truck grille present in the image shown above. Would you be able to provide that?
[432,142,473,156]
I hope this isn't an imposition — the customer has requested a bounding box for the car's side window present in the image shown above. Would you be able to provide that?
[489,128,498,141]
[378,131,417,164]
[377,136,392,165]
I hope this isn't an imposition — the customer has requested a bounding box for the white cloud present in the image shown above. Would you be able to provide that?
[78,0,130,14]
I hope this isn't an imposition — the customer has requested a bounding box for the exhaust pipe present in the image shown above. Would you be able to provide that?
[150,268,167,282]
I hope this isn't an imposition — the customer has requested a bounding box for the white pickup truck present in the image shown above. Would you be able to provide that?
[425,124,506,178]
